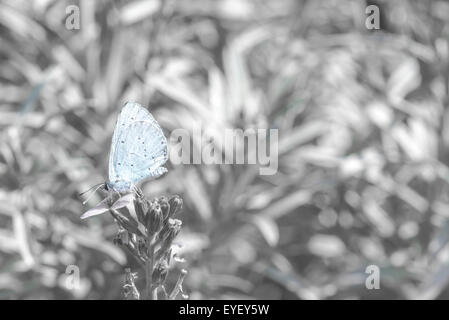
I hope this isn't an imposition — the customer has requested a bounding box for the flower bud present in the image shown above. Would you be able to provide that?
[134,197,148,225]
[168,195,182,218]
[152,260,169,285]
[113,229,129,246]
[123,268,140,300]
[168,219,182,239]
[143,201,155,227]
[110,208,145,237]
[158,196,170,221]
[159,218,182,251]
[137,239,146,256]
[147,205,163,235]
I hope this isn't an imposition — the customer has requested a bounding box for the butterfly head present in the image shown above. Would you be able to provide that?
[103,181,111,192]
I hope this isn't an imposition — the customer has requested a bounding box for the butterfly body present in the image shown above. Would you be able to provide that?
[106,102,168,192]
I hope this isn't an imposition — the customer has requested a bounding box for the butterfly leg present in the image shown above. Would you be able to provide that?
[132,185,144,198]
[105,190,114,206]
[106,187,123,204]
[114,189,122,199]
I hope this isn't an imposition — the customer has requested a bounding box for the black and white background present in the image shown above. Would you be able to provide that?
[0,0,449,301]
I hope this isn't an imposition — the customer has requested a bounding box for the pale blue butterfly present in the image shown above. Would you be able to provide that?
[105,102,168,192]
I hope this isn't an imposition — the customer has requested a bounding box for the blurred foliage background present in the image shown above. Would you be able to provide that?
[1,0,449,299]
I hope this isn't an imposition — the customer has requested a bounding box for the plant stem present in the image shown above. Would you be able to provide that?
[152,286,158,300]
[145,234,156,300]
[169,269,187,300]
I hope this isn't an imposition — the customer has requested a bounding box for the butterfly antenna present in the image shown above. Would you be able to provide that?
[79,183,104,205]
[79,183,103,196]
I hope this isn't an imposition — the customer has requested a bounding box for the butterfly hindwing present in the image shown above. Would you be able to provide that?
[108,102,168,190]
[113,120,168,182]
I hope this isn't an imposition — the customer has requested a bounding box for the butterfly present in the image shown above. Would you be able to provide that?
[105,102,168,192]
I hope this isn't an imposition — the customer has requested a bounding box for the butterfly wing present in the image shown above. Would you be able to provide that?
[108,102,168,190]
